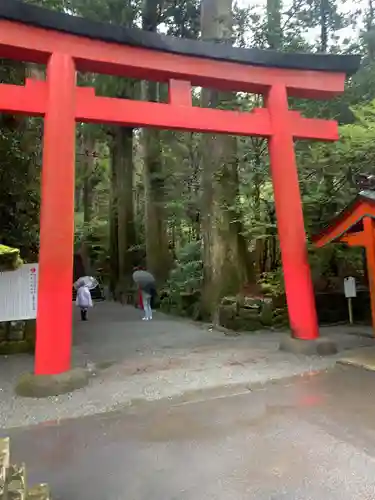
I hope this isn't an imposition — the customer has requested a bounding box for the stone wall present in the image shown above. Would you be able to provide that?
[0,321,36,355]
[0,437,51,499]
[219,291,373,332]
[219,296,288,332]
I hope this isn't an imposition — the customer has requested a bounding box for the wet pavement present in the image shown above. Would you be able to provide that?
[5,302,371,428]
[4,364,375,499]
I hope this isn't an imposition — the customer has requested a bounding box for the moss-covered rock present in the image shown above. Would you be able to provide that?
[7,321,25,341]
[0,323,6,342]
[0,244,23,272]
[0,340,32,355]
[0,320,36,355]
[259,301,274,327]
[218,295,288,332]
[24,320,36,348]
[219,303,237,325]
[233,317,263,331]
[15,368,90,398]
[221,296,238,307]
[272,308,289,328]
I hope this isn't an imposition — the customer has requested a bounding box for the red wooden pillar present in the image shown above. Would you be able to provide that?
[364,217,375,334]
[266,84,319,340]
[35,53,76,375]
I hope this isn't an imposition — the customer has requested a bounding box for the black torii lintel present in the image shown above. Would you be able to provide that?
[0,0,361,76]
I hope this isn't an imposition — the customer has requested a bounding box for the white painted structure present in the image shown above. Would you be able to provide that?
[344,276,357,298]
[0,264,38,322]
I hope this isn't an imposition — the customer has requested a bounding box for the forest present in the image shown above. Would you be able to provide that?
[1,0,375,331]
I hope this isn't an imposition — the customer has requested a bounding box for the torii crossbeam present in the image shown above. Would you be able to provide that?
[0,0,360,376]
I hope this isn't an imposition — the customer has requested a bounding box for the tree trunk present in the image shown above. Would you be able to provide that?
[200,0,252,322]
[109,143,119,298]
[366,0,375,61]
[82,131,96,225]
[266,0,282,49]
[142,0,172,281]
[143,120,172,281]
[114,126,137,281]
[320,0,329,52]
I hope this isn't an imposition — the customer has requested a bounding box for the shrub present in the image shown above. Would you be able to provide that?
[161,241,203,316]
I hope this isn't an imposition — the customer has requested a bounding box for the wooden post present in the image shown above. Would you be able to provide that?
[364,217,375,335]
[348,297,353,325]
[266,84,319,340]
[35,53,76,375]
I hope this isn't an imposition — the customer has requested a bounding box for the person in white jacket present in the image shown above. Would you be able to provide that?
[75,283,93,321]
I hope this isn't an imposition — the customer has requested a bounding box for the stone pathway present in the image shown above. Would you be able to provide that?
[0,302,373,429]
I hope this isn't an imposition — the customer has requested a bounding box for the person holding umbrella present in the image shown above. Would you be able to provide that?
[132,268,156,321]
[74,276,95,321]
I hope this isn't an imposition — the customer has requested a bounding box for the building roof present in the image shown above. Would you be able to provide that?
[312,191,375,247]
[0,0,361,76]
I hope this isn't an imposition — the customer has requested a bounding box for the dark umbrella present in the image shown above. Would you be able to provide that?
[132,270,155,288]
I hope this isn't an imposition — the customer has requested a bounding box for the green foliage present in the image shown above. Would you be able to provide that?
[75,216,109,266]
[258,269,285,297]
[3,0,375,324]
[0,245,23,272]
[160,241,203,314]
[0,61,41,261]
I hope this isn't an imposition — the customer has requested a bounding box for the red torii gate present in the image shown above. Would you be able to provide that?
[0,1,360,378]
[313,191,375,334]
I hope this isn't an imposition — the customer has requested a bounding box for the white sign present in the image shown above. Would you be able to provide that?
[344,276,357,298]
[0,264,38,322]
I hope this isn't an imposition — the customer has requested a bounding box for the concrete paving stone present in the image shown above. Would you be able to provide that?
[3,365,375,500]
[338,345,375,371]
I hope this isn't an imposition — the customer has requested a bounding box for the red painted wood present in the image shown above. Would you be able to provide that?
[76,87,271,136]
[313,201,375,247]
[0,81,339,141]
[314,203,375,336]
[76,90,339,139]
[364,217,375,335]
[0,20,346,98]
[289,111,339,141]
[35,53,76,375]
[0,17,352,371]
[266,84,319,340]
[340,232,366,247]
[0,80,46,115]
[169,80,192,107]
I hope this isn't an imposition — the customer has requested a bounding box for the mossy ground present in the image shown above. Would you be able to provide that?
[15,369,90,398]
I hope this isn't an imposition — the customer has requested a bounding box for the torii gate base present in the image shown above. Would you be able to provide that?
[0,1,359,392]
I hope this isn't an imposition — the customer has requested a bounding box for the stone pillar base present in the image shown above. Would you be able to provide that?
[279,336,338,356]
[15,368,90,398]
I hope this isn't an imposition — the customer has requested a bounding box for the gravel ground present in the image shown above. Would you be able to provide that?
[0,347,335,429]
[0,302,373,429]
